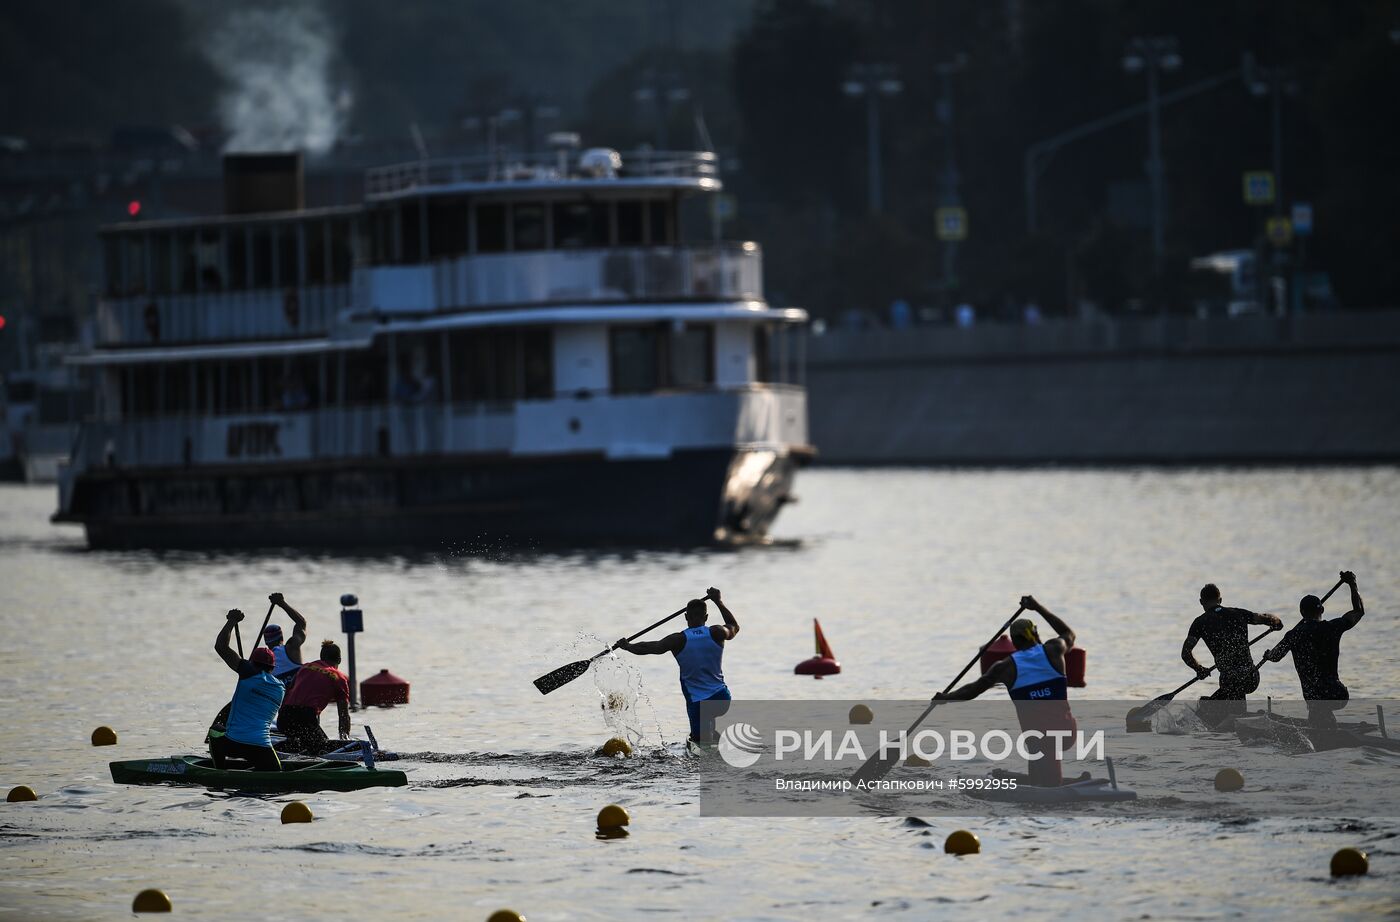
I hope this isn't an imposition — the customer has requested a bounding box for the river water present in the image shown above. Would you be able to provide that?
[1,468,1397,919]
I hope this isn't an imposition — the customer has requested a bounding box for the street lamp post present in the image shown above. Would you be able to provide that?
[1122,36,1181,278]
[935,54,968,290]
[844,63,902,215]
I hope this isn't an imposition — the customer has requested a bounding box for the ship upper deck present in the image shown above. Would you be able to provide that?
[364,149,720,200]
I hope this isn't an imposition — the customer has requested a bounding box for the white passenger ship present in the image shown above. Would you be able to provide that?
[54,147,811,548]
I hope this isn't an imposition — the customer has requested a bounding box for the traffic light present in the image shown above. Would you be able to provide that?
[0,314,7,331]
[127,200,142,217]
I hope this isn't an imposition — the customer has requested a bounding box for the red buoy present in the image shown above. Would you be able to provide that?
[980,633,1086,686]
[980,635,1017,674]
[794,619,841,678]
[360,668,410,707]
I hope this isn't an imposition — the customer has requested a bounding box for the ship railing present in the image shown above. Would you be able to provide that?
[365,150,719,197]
[70,388,809,472]
[367,241,763,315]
[95,283,352,346]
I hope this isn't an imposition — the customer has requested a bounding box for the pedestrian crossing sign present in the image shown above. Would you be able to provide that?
[936,207,968,241]
[1243,171,1275,205]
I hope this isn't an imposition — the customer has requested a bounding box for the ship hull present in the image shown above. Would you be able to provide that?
[60,448,800,550]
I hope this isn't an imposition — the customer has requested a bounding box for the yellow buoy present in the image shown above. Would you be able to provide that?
[904,754,931,768]
[91,726,118,746]
[487,911,526,922]
[132,889,172,913]
[944,829,980,855]
[280,801,314,824]
[849,703,874,725]
[596,803,631,839]
[1330,847,1369,877]
[601,737,633,758]
[1214,768,1245,792]
[6,785,37,803]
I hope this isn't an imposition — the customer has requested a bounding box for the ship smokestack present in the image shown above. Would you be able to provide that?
[223,152,305,215]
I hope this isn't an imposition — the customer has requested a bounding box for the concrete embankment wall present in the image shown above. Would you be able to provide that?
[806,311,1400,464]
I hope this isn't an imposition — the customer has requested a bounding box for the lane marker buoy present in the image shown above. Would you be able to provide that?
[487,911,526,922]
[1331,847,1368,877]
[849,703,874,724]
[597,803,630,839]
[904,754,931,768]
[945,830,980,855]
[794,619,841,678]
[600,737,633,757]
[132,889,172,913]
[6,785,37,803]
[1214,768,1244,792]
[91,726,117,746]
[281,801,314,824]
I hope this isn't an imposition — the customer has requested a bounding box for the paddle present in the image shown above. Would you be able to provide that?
[533,603,691,695]
[251,598,277,657]
[1125,577,1347,731]
[234,622,244,659]
[849,606,1026,787]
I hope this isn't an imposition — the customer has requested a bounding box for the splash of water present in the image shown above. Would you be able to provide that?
[579,634,669,749]
[200,1,351,154]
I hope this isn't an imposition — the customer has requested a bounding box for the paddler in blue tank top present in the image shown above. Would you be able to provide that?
[616,587,739,743]
[935,596,1079,787]
[210,609,285,772]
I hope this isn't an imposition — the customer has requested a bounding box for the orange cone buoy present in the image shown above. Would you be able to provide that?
[794,619,841,678]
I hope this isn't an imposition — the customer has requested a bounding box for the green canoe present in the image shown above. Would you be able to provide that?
[109,755,408,793]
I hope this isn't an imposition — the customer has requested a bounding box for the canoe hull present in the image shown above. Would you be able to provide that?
[110,756,407,793]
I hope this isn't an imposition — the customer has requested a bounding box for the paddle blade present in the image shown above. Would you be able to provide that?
[849,746,902,787]
[1125,694,1174,732]
[533,658,593,695]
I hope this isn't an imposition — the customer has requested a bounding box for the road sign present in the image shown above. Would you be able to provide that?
[1291,202,1313,235]
[1266,217,1293,247]
[1243,171,1275,205]
[710,194,736,222]
[936,206,968,241]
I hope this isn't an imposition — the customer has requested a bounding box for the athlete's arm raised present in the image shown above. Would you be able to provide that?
[707,587,739,640]
[1339,571,1365,629]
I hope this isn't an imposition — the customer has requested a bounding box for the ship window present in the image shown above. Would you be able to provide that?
[616,201,644,246]
[305,220,326,285]
[428,198,470,258]
[250,226,273,288]
[150,233,173,295]
[475,203,507,253]
[610,327,660,394]
[329,219,353,283]
[102,236,122,297]
[370,208,393,264]
[345,345,386,405]
[123,235,147,296]
[512,202,546,251]
[648,200,673,245]
[226,228,248,291]
[754,325,772,382]
[553,201,609,248]
[523,330,553,398]
[197,229,223,292]
[668,323,714,388]
[177,231,198,294]
[276,224,299,286]
[400,200,423,264]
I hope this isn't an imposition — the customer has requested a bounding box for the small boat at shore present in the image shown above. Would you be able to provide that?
[110,755,408,793]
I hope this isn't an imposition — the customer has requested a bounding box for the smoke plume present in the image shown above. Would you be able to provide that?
[201,1,351,154]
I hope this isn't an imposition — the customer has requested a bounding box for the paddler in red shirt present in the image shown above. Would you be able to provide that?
[275,639,352,755]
